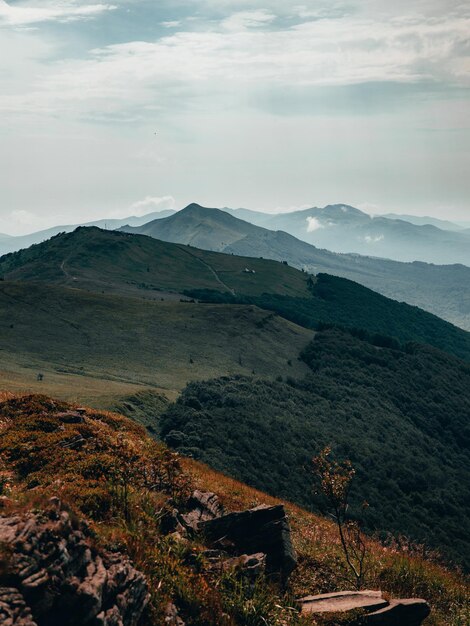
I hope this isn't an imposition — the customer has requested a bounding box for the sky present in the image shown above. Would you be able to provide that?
[0,0,469,235]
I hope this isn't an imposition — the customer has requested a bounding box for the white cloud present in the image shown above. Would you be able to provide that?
[0,0,116,27]
[127,195,176,216]
[161,20,181,28]
[1,7,467,123]
[364,234,384,243]
[222,10,276,31]
[306,216,324,232]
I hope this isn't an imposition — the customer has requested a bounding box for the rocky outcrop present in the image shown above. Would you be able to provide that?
[200,504,297,580]
[298,590,430,625]
[180,490,225,531]
[0,499,149,626]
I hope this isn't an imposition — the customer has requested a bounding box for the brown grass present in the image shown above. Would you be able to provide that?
[0,391,467,626]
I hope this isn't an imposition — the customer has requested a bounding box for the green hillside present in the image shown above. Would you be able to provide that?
[160,327,470,569]
[0,226,310,299]
[187,273,470,362]
[0,281,312,396]
[1,226,470,363]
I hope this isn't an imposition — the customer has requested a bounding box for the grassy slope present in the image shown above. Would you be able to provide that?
[188,273,470,363]
[159,328,470,570]
[0,393,467,626]
[0,226,310,299]
[1,226,469,362]
[0,281,312,396]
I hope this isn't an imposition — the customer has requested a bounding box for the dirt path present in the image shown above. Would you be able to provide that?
[179,247,236,296]
[60,258,76,281]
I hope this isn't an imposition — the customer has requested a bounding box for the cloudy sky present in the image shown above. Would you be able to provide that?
[0,0,469,234]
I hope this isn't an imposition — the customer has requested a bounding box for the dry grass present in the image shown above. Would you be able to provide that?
[0,391,467,626]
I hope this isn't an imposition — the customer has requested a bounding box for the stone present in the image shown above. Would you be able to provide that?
[55,411,84,424]
[164,602,185,625]
[299,591,388,614]
[365,598,431,626]
[180,490,225,531]
[0,587,37,626]
[200,504,297,580]
[0,502,149,626]
[298,591,431,626]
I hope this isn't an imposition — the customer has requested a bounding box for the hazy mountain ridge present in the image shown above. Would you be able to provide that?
[121,204,470,330]
[223,204,470,266]
[0,209,176,256]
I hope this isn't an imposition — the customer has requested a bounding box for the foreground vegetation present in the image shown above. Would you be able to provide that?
[161,327,470,569]
[0,393,467,625]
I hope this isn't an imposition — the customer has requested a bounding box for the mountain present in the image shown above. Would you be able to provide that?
[123,202,256,250]
[223,204,470,266]
[0,209,175,256]
[1,226,470,363]
[121,203,470,330]
[161,326,470,569]
[0,226,310,299]
[381,213,466,231]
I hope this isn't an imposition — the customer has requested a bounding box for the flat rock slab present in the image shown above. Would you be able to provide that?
[366,598,431,626]
[299,592,431,626]
[299,591,388,614]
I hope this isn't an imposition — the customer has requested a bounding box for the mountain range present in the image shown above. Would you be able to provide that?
[220,204,470,265]
[121,203,470,330]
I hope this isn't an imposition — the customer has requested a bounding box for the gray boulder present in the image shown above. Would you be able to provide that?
[200,504,297,580]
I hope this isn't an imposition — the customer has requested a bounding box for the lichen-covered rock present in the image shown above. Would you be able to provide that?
[0,499,149,626]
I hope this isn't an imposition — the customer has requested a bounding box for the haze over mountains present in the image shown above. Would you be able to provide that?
[221,205,470,266]
[0,209,175,257]
[121,203,470,330]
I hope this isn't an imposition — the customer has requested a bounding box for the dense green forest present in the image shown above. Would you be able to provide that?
[185,273,470,362]
[160,328,470,569]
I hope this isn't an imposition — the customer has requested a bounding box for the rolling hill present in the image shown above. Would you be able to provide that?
[1,226,470,363]
[121,204,470,330]
[0,281,312,400]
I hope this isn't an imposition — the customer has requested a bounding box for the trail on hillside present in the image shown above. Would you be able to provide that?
[179,247,236,296]
[60,257,77,282]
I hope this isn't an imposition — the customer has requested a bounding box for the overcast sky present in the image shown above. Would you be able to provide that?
[0,0,469,234]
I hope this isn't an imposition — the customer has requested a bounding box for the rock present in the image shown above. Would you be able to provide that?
[181,490,225,531]
[299,591,388,614]
[55,411,84,424]
[0,587,37,626]
[0,501,149,626]
[164,602,185,625]
[220,553,266,581]
[298,591,430,626]
[58,434,87,450]
[365,598,431,626]
[160,507,186,535]
[200,504,297,580]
